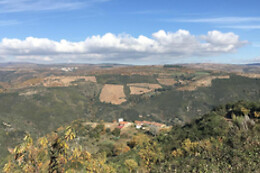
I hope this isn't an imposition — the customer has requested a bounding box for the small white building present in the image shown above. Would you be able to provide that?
[136,125,142,129]
[118,118,124,123]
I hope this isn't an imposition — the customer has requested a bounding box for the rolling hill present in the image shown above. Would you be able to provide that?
[0,63,260,165]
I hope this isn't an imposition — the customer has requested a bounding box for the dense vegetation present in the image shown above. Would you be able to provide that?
[1,74,260,162]
[3,101,260,172]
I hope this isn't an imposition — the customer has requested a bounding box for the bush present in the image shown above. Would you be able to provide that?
[112,128,121,137]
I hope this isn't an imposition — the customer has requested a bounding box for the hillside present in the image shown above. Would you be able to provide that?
[0,64,260,163]
[2,101,260,172]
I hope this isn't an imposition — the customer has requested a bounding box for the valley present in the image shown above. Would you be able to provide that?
[0,63,260,171]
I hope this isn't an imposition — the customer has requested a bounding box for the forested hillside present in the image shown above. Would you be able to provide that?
[1,64,260,163]
[3,101,260,172]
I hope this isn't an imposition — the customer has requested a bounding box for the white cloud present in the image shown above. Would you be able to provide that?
[0,0,108,13]
[0,30,248,63]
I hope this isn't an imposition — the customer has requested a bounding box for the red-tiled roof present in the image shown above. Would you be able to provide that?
[119,121,130,125]
[134,121,143,125]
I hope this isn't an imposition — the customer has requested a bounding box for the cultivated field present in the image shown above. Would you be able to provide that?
[99,84,127,105]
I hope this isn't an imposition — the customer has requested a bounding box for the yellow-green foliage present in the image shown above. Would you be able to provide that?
[113,143,130,156]
[3,127,116,173]
[3,101,260,173]
[128,133,150,148]
[124,159,138,172]
[138,141,163,172]
[254,111,260,118]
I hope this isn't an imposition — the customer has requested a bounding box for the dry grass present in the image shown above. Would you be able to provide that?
[127,83,162,95]
[237,73,260,79]
[157,78,176,86]
[128,86,153,95]
[19,90,38,96]
[0,82,10,89]
[127,83,162,89]
[10,76,96,89]
[19,78,44,88]
[99,84,127,105]
[178,75,230,91]
[84,122,119,131]
[43,76,96,87]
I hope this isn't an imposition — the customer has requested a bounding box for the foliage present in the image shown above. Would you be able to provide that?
[124,159,138,172]
[1,74,260,163]
[111,128,121,137]
[4,101,259,172]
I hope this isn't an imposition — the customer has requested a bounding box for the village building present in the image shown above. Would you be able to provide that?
[133,120,167,134]
[118,118,124,123]
[119,121,132,127]
[134,121,143,129]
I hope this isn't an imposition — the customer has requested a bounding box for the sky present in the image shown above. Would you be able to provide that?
[0,0,260,64]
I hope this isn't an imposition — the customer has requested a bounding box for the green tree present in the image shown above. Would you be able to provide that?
[112,128,121,137]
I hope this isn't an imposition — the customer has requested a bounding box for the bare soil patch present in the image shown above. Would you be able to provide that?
[99,84,126,105]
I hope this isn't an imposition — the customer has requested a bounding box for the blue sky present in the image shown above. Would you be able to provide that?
[0,0,260,64]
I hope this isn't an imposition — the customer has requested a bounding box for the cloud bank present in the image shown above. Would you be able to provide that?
[0,30,248,63]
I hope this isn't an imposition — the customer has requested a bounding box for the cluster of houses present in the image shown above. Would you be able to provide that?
[134,120,166,129]
[117,118,132,129]
[116,118,168,135]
